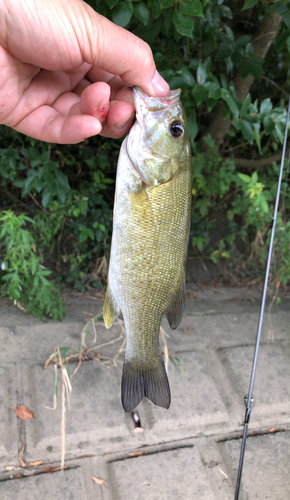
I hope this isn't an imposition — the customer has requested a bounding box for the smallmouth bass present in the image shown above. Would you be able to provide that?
[104,87,191,412]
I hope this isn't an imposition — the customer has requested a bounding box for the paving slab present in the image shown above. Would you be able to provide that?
[0,286,290,499]
[147,350,230,439]
[219,431,290,499]
[110,446,215,500]
[0,466,87,500]
[0,365,18,465]
[218,342,290,424]
[22,361,129,463]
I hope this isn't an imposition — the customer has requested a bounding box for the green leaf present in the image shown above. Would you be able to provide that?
[154,52,164,63]
[225,25,234,41]
[56,184,66,204]
[112,2,133,27]
[192,84,207,106]
[231,49,244,68]
[283,12,290,29]
[179,0,204,17]
[249,56,263,79]
[245,42,254,56]
[85,159,95,169]
[177,67,195,86]
[149,0,161,18]
[203,38,213,57]
[160,69,174,81]
[196,198,211,217]
[42,190,52,208]
[197,62,207,85]
[253,123,261,153]
[159,0,175,8]
[218,5,233,18]
[206,97,218,112]
[261,198,269,213]
[240,93,251,116]
[239,59,250,78]
[242,0,258,10]
[187,112,198,141]
[206,82,221,99]
[173,11,194,37]
[260,98,272,114]
[220,74,228,90]
[263,115,275,134]
[215,43,232,61]
[134,2,149,25]
[271,1,288,15]
[251,171,258,184]
[240,120,254,143]
[221,88,239,119]
[275,30,290,51]
[236,35,252,47]
[238,173,251,183]
[105,0,119,8]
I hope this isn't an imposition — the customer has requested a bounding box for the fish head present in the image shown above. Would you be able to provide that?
[126,87,190,186]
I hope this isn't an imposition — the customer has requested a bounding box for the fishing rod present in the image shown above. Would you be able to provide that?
[234,99,290,500]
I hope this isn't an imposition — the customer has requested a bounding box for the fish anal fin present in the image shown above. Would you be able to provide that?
[103,284,120,329]
[121,359,171,413]
[166,278,186,330]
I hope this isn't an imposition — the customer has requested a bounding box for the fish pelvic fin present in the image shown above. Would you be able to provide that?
[121,358,171,413]
[103,283,120,328]
[166,276,186,330]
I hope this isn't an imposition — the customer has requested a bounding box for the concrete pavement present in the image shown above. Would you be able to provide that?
[0,284,290,499]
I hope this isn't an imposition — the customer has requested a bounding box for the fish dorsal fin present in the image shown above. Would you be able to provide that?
[166,277,186,330]
[103,283,120,328]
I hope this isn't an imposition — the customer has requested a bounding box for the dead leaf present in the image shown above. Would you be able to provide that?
[133,427,144,434]
[14,474,22,479]
[29,460,43,466]
[18,456,26,468]
[268,427,276,433]
[6,466,22,471]
[92,476,108,486]
[13,405,34,420]
[189,293,196,298]
[43,465,66,473]
[128,451,144,457]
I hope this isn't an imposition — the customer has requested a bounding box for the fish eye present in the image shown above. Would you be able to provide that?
[169,120,184,138]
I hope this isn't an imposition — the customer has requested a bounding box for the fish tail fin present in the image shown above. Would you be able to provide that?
[121,358,171,413]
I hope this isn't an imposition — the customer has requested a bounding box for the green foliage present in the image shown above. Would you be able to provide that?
[190,137,290,281]
[0,210,65,320]
[1,0,290,319]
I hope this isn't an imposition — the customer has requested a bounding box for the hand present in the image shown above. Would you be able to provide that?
[0,0,169,144]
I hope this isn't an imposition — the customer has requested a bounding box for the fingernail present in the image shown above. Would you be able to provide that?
[151,70,170,96]
[115,113,134,130]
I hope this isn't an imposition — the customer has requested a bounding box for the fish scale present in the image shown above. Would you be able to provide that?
[104,87,191,412]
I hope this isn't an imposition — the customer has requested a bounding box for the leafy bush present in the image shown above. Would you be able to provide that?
[0,210,65,320]
[1,0,290,319]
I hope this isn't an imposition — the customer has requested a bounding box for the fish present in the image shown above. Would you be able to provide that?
[103,87,191,413]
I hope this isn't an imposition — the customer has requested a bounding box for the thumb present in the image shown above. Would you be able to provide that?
[75,2,170,97]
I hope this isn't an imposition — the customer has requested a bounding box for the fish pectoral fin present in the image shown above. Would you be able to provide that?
[166,277,186,330]
[103,284,120,328]
[121,359,171,413]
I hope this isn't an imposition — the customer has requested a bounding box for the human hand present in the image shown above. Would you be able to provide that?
[0,0,169,144]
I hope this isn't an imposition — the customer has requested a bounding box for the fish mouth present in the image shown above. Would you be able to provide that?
[133,87,181,112]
